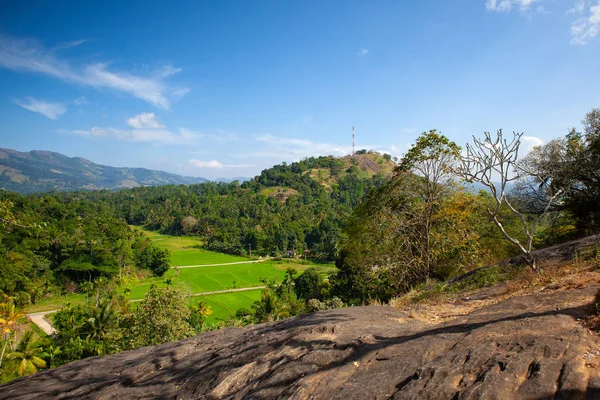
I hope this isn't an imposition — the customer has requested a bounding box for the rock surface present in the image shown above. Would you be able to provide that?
[2,276,600,399]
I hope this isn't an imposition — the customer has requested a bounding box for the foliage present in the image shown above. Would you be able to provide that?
[188,300,212,332]
[332,131,486,303]
[294,268,322,300]
[518,108,600,235]
[306,297,344,312]
[0,190,170,300]
[120,286,195,348]
[7,330,46,377]
[456,130,567,270]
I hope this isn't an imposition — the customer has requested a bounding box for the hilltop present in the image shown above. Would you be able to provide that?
[0,148,207,193]
[303,152,396,188]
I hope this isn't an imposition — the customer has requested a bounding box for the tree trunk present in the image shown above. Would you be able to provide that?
[0,334,8,368]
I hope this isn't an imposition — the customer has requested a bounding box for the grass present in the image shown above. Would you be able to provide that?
[272,261,337,278]
[139,229,249,266]
[28,293,87,313]
[193,289,263,323]
[124,261,287,300]
[27,230,337,326]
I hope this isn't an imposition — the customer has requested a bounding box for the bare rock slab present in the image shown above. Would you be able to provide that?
[2,280,600,399]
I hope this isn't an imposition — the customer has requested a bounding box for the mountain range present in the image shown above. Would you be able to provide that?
[0,148,208,194]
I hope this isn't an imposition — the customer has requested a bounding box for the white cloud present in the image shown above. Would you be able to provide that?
[189,159,224,168]
[0,35,189,109]
[13,97,66,119]
[126,112,165,129]
[570,1,600,45]
[485,0,541,12]
[520,135,544,154]
[189,159,253,169]
[357,48,369,56]
[73,95,88,105]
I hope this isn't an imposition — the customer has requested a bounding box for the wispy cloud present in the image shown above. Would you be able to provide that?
[231,135,355,161]
[486,0,600,45]
[65,126,199,145]
[64,112,201,144]
[73,95,88,105]
[567,0,585,14]
[126,112,165,129]
[13,97,66,119]
[189,159,253,169]
[357,48,369,56]
[172,87,190,100]
[50,39,89,51]
[570,1,600,45]
[485,0,542,12]
[0,35,189,108]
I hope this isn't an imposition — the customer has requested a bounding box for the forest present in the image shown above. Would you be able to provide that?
[0,108,599,383]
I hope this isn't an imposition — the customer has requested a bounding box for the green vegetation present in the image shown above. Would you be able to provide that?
[1,109,600,384]
[141,230,248,265]
[199,290,262,323]
[123,261,286,299]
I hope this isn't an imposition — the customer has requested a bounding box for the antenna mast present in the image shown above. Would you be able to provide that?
[352,126,355,156]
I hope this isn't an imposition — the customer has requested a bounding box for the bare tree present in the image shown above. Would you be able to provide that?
[456,130,563,270]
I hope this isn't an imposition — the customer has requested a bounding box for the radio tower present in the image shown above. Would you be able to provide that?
[352,126,355,156]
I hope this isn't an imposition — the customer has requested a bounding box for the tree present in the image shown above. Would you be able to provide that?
[294,268,322,300]
[84,298,118,340]
[114,239,133,280]
[8,330,46,377]
[395,130,461,277]
[0,299,26,368]
[456,130,565,270]
[122,286,194,348]
[188,300,212,332]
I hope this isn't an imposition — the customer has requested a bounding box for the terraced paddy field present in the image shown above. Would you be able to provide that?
[124,262,285,300]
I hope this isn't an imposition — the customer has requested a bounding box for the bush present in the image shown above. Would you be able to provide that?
[294,268,321,300]
[307,297,345,312]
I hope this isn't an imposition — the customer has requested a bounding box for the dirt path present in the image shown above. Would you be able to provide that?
[28,286,267,330]
[128,286,266,302]
[173,257,271,269]
[27,311,57,335]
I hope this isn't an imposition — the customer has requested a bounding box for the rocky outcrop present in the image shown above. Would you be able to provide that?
[2,277,600,399]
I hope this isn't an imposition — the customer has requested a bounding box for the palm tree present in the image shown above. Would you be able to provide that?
[252,291,288,322]
[85,298,118,340]
[0,300,26,368]
[8,330,47,377]
[41,345,61,368]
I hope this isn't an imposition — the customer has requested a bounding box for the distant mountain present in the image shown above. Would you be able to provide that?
[0,148,207,194]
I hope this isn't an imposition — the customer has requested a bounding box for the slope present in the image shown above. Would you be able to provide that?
[2,271,599,399]
[0,148,207,193]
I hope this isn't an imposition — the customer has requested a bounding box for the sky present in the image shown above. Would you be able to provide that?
[0,0,599,180]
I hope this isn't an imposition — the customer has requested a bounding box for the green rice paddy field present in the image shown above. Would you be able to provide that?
[127,229,336,322]
[141,230,249,266]
[31,229,336,324]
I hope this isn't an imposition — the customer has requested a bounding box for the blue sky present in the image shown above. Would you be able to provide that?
[0,0,599,179]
